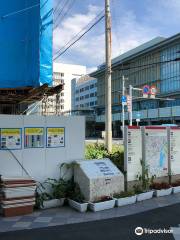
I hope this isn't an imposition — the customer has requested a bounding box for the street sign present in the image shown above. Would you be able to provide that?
[142,85,150,94]
[150,86,157,96]
[121,95,127,103]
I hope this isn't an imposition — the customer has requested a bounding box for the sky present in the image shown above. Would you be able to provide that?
[53,0,180,73]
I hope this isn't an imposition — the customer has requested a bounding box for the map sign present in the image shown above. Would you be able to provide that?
[144,127,168,177]
[24,128,44,148]
[170,128,180,175]
[47,127,65,148]
[0,128,22,150]
[125,126,142,181]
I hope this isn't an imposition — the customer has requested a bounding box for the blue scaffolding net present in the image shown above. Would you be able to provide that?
[0,0,53,88]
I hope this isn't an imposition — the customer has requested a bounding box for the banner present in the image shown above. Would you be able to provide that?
[47,127,65,147]
[1,128,22,150]
[24,128,44,148]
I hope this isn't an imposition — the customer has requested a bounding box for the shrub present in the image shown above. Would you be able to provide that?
[85,143,124,172]
[66,179,85,203]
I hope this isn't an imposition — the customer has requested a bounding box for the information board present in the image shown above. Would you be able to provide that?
[125,126,142,181]
[170,128,180,175]
[24,128,44,148]
[144,127,168,177]
[0,128,22,150]
[46,127,65,148]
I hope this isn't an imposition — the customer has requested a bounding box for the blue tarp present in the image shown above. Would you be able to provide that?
[0,0,53,88]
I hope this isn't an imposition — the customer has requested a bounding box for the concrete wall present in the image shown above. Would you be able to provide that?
[0,115,85,183]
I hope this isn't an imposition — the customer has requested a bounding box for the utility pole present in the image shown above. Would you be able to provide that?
[105,0,112,152]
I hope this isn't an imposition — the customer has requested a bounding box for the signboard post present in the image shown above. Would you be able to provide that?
[124,126,142,189]
[169,127,180,176]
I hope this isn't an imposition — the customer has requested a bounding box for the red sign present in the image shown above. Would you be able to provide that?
[150,86,157,95]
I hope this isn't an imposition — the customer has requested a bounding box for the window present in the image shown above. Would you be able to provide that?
[85,86,89,91]
[90,93,94,97]
[85,94,89,99]
[80,88,84,93]
[85,103,89,107]
[90,84,94,89]
[76,97,79,101]
[90,101,94,106]
[61,92,64,97]
[60,99,64,103]
[60,105,64,110]
[76,89,79,94]
[80,96,84,100]
[60,73,64,77]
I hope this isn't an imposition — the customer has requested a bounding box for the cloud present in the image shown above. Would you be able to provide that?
[53,4,103,51]
[53,1,179,71]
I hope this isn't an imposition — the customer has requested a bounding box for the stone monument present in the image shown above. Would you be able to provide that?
[74,158,124,202]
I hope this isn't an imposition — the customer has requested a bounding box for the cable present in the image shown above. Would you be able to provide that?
[53,0,66,17]
[54,11,104,58]
[54,14,105,60]
[54,0,75,30]
[54,0,71,26]
[1,3,40,19]
[54,10,104,56]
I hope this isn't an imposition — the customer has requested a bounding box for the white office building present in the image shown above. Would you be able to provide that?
[72,75,97,111]
[30,63,86,115]
[53,63,86,113]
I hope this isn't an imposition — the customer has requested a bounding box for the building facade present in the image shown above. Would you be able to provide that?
[32,63,86,115]
[70,75,97,137]
[91,33,180,137]
[72,75,97,110]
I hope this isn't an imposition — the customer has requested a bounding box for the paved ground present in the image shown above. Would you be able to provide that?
[0,192,180,235]
[0,203,180,240]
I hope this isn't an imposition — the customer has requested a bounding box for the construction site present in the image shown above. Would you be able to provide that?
[0,0,63,115]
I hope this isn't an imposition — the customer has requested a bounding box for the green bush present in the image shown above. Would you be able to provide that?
[85,143,124,173]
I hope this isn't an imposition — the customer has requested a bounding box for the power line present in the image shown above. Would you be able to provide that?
[54,0,71,26]
[1,3,40,19]
[54,10,104,57]
[54,0,76,30]
[53,14,105,60]
[53,0,67,17]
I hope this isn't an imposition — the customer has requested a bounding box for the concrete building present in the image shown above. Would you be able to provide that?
[71,75,97,137]
[91,33,180,137]
[32,63,86,115]
[72,75,97,110]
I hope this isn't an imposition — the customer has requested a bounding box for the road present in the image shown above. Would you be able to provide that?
[1,203,180,240]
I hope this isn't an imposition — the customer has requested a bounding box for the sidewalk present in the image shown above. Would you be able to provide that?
[0,192,180,233]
